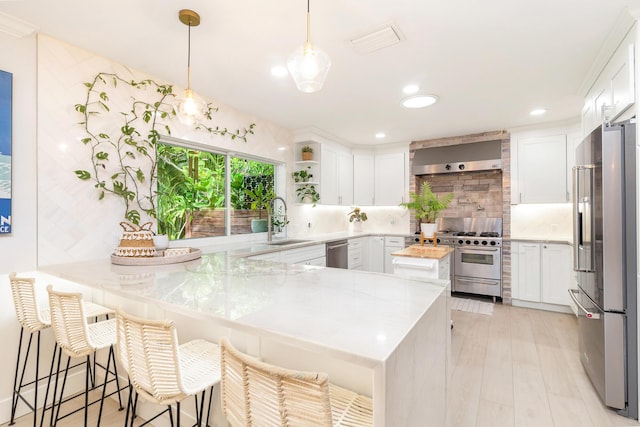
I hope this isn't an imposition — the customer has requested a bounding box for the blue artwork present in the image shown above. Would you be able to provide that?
[0,70,11,234]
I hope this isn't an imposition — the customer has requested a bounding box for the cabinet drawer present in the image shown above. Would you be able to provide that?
[384,236,405,247]
[348,247,363,269]
[280,244,325,264]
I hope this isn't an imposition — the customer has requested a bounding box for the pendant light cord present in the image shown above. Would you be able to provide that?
[187,20,192,90]
[306,0,311,44]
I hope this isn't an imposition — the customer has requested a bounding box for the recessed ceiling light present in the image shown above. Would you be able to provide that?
[403,84,419,94]
[530,108,546,116]
[375,132,386,139]
[401,94,438,109]
[270,66,288,77]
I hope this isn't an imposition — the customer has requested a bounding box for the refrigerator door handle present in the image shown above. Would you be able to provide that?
[568,289,600,319]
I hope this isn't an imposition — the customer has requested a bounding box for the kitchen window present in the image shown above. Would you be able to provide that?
[157,139,278,240]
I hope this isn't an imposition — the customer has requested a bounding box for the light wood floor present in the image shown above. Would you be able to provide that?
[448,303,640,427]
[5,304,640,427]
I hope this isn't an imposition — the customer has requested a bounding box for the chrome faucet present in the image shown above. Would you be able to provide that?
[268,196,288,242]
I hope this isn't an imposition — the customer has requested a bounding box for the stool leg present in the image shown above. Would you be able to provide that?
[32,331,40,427]
[84,355,90,427]
[52,354,71,427]
[205,386,214,427]
[10,328,26,425]
[39,343,58,427]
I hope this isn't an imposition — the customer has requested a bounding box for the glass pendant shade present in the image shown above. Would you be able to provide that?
[174,9,206,125]
[175,89,206,125]
[287,41,331,93]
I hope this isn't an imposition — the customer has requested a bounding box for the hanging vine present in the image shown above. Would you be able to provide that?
[73,72,255,225]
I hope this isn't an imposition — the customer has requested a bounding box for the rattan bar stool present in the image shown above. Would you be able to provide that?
[45,285,124,427]
[8,273,114,427]
[115,307,221,427]
[220,337,373,427]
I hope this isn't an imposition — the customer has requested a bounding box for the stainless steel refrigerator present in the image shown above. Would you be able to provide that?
[571,120,638,418]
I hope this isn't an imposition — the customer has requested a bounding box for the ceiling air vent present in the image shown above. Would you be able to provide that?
[349,21,404,54]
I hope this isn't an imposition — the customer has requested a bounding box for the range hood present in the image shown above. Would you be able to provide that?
[412,140,502,175]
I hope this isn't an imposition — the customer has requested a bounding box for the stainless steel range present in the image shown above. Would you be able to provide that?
[425,217,502,300]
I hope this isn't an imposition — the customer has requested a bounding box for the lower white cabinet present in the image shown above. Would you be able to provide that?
[247,244,326,266]
[384,236,405,274]
[369,236,385,273]
[512,241,573,309]
[348,237,368,270]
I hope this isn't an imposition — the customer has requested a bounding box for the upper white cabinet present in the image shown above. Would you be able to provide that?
[353,154,375,206]
[512,134,567,204]
[374,152,405,206]
[582,26,635,136]
[320,145,353,205]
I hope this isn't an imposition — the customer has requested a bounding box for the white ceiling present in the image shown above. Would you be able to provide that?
[0,0,637,145]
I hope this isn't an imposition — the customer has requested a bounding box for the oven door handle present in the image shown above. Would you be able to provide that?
[568,289,600,319]
[457,247,499,252]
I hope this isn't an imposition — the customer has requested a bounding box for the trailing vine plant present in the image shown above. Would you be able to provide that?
[74,72,255,225]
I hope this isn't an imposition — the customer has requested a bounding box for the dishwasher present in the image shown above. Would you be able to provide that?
[326,240,348,269]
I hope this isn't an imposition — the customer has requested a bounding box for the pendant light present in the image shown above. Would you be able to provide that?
[175,9,206,125]
[287,0,331,93]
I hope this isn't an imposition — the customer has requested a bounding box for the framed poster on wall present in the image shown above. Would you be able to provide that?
[0,70,11,234]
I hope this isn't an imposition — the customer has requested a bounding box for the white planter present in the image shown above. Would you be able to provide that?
[352,221,363,232]
[420,222,437,238]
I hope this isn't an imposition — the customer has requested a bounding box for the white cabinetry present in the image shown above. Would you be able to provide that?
[248,244,326,266]
[374,152,405,206]
[512,241,573,311]
[392,254,451,280]
[582,28,635,136]
[280,244,326,266]
[383,236,405,274]
[369,236,384,272]
[348,237,368,270]
[320,146,353,205]
[353,154,375,206]
[512,134,567,204]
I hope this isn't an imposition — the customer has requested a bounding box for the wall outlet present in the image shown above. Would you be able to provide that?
[308,222,312,229]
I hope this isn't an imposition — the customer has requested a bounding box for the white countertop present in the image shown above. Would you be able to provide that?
[39,252,447,365]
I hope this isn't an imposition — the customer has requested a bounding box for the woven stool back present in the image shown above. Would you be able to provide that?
[220,337,333,427]
[9,272,49,333]
[116,308,185,404]
[46,286,94,358]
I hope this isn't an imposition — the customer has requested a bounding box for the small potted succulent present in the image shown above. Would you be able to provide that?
[301,145,314,161]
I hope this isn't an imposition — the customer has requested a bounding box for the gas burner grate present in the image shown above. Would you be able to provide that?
[480,232,500,238]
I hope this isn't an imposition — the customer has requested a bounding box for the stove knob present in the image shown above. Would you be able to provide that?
[458,164,465,170]
[481,240,488,245]
[445,164,452,171]
[490,241,496,246]
[465,240,471,245]
[473,240,479,245]
[437,238,441,244]
[458,239,463,245]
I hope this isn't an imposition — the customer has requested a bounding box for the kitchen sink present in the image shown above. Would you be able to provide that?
[267,239,312,246]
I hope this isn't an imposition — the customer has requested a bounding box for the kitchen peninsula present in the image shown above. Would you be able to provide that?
[38,251,450,426]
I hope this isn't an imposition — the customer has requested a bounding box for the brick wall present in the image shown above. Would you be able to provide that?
[409,130,512,304]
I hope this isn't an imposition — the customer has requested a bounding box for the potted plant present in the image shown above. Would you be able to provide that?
[301,145,314,161]
[400,182,453,237]
[295,183,320,206]
[347,207,367,232]
[245,183,274,232]
[347,207,367,223]
[292,166,313,183]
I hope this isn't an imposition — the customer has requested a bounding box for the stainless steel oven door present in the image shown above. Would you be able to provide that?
[454,246,501,280]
